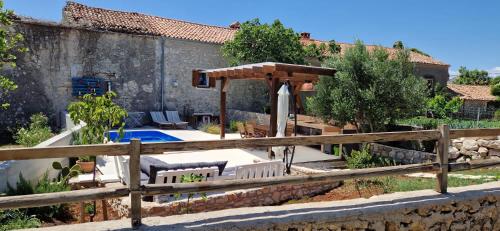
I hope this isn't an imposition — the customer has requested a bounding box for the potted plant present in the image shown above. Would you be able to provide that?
[77,156,95,173]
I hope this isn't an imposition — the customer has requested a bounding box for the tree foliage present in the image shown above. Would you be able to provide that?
[14,113,53,147]
[0,0,27,110]
[221,18,306,66]
[453,66,490,85]
[393,40,404,49]
[426,95,463,119]
[67,91,127,144]
[306,40,427,132]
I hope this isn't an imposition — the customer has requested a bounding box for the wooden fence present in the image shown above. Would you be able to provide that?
[0,126,499,229]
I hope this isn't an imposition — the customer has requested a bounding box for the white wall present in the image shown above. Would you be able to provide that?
[0,124,83,193]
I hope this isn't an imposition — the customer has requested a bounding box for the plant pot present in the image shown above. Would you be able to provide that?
[77,160,95,173]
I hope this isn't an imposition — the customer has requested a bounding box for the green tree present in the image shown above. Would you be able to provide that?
[306,40,427,132]
[67,91,127,144]
[427,95,463,118]
[328,40,341,54]
[221,18,305,66]
[0,0,27,109]
[393,40,404,49]
[453,66,489,85]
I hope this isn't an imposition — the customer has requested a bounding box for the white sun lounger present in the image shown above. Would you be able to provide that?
[235,161,285,180]
[165,110,189,129]
[154,167,218,202]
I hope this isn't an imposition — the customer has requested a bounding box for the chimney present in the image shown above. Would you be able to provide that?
[229,21,241,29]
[300,32,311,39]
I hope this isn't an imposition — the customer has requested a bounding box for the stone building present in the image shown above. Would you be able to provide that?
[0,2,450,134]
[447,84,498,119]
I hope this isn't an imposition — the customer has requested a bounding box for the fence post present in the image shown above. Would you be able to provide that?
[129,138,142,229]
[436,124,449,193]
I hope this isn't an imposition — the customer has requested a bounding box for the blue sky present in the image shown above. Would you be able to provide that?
[5,0,500,76]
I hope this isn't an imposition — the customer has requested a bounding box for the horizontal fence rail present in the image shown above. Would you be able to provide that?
[0,127,499,229]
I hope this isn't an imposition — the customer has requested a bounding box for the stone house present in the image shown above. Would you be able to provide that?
[0,2,450,133]
[447,84,498,119]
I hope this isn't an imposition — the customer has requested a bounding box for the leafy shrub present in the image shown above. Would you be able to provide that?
[495,110,500,121]
[174,173,207,214]
[229,120,244,132]
[399,117,500,129]
[198,122,220,134]
[6,173,71,221]
[0,209,41,230]
[426,95,463,119]
[15,113,53,147]
[346,145,395,169]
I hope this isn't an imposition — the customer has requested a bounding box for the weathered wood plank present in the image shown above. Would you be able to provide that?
[220,77,227,139]
[0,143,129,161]
[449,128,500,139]
[142,163,437,195]
[129,139,142,229]
[448,158,500,172]
[141,130,441,154]
[436,125,449,193]
[0,186,129,210]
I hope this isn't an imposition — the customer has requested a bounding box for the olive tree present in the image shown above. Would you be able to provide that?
[0,0,27,109]
[307,40,428,132]
[221,18,306,66]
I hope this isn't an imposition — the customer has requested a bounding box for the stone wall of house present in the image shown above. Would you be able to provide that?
[414,62,450,87]
[227,109,270,125]
[0,20,268,133]
[450,136,500,162]
[370,143,436,164]
[110,181,341,218]
[458,100,495,119]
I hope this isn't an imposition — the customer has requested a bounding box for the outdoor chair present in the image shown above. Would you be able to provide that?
[237,122,248,138]
[154,167,218,203]
[245,123,266,138]
[150,111,173,129]
[165,110,189,129]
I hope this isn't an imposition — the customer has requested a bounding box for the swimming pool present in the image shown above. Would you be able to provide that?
[107,130,182,143]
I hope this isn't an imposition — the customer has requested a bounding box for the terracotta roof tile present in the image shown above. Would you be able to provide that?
[63,2,236,44]
[447,84,496,101]
[62,2,448,66]
[301,38,448,66]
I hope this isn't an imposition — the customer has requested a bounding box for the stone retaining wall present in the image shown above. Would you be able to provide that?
[110,181,341,218]
[451,136,500,162]
[370,143,436,164]
[37,182,500,231]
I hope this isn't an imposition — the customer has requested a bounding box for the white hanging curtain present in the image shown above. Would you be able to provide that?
[271,84,290,159]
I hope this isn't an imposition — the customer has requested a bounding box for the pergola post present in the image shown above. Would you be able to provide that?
[268,76,280,158]
[220,77,227,139]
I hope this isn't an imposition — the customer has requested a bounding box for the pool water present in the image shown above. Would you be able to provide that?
[107,130,182,143]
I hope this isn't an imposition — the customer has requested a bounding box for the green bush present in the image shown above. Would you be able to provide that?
[229,120,244,132]
[346,145,395,169]
[426,95,463,119]
[14,113,53,147]
[399,117,500,129]
[495,110,500,121]
[6,173,70,221]
[198,122,220,134]
[0,209,41,231]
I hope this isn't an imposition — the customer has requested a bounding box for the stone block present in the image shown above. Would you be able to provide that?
[463,139,479,151]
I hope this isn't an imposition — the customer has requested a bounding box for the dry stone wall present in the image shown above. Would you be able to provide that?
[450,136,500,162]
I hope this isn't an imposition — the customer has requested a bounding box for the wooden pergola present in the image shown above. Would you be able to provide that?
[192,62,336,139]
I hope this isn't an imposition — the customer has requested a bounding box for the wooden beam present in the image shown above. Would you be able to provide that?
[0,186,129,210]
[269,76,280,139]
[449,128,500,139]
[0,143,129,161]
[436,125,449,193]
[274,63,336,76]
[220,77,227,139]
[142,163,437,195]
[129,139,142,229]
[140,130,440,154]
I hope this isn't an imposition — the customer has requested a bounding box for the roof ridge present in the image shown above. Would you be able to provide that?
[64,1,235,31]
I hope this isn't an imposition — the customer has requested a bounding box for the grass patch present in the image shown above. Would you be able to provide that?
[453,168,500,178]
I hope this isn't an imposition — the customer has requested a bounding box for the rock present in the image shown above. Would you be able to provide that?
[478,147,489,157]
[485,140,500,149]
[452,139,463,150]
[456,156,468,163]
[449,147,460,159]
[489,149,500,156]
[476,139,490,147]
[463,139,479,151]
